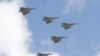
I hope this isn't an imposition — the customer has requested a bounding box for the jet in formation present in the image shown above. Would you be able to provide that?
[37,53,52,56]
[51,36,67,43]
[43,16,59,24]
[19,7,36,15]
[61,22,78,30]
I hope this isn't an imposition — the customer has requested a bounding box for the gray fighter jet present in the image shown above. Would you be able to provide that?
[37,53,52,56]
[19,7,36,15]
[43,16,59,24]
[61,22,78,30]
[51,36,67,43]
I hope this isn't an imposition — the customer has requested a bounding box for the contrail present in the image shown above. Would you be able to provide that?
[0,0,33,56]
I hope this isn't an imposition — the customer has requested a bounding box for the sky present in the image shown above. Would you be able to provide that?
[0,0,34,56]
[24,0,100,56]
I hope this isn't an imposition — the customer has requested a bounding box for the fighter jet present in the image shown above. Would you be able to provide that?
[37,53,52,56]
[51,36,67,43]
[19,7,36,15]
[61,22,78,30]
[43,16,59,24]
